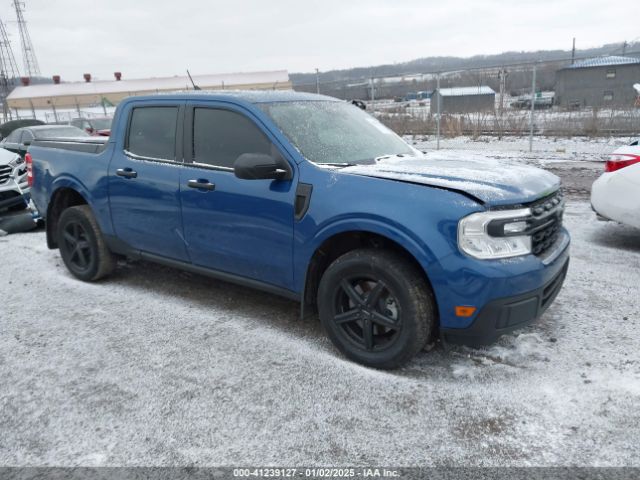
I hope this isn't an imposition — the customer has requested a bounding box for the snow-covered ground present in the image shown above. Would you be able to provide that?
[409,135,635,159]
[1,197,639,466]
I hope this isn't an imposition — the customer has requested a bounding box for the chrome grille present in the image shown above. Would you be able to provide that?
[528,190,564,256]
[0,165,11,184]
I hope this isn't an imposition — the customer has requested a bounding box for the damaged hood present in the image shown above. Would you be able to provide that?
[339,152,561,206]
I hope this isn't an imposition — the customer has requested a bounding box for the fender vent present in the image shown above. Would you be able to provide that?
[294,183,313,221]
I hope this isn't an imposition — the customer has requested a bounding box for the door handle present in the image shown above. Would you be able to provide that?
[187,179,215,191]
[116,168,137,178]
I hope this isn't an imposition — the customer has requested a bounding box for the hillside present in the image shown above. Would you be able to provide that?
[291,42,639,90]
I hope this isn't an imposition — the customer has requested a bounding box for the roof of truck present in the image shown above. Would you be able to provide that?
[132,90,338,104]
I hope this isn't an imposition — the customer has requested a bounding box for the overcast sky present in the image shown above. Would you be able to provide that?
[4,0,638,81]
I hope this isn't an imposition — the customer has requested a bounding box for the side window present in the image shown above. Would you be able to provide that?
[193,108,272,168]
[127,106,178,160]
[21,130,34,144]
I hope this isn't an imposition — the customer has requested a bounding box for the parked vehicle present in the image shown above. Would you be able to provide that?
[591,139,640,229]
[28,91,569,368]
[0,147,29,212]
[510,96,554,109]
[0,119,44,140]
[69,117,112,136]
[0,125,88,158]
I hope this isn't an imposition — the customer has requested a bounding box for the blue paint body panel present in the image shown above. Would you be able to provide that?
[28,91,570,332]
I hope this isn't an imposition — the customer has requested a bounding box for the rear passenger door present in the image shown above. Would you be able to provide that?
[108,101,190,262]
[179,102,296,290]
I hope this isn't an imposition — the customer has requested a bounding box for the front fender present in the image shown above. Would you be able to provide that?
[293,214,450,296]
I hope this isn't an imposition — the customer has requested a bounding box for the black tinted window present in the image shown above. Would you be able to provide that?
[127,107,178,160]
[193,108,272,168]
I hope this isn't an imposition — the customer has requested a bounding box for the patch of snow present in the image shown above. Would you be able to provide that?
[0,199,639,467]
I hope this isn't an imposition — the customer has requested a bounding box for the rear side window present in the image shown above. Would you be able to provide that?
[20,130,34,143]
[193,108,272,168]
[127,107,178,160]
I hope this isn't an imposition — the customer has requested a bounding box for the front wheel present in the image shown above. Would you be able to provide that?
[317,249,435,369]
[57,205,115,281]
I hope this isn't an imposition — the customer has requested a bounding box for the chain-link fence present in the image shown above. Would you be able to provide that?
[289,60,638,197]
[294,57,640,163]
[6,59,639,163]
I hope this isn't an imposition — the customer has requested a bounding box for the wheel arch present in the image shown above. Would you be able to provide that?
[46,186,89,249]
[301,225,440,326]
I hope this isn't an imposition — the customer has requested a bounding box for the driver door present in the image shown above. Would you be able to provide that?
[179,102,297,291]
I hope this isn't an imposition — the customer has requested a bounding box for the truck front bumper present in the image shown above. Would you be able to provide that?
[432,227,570,347]
[440,257,569,346]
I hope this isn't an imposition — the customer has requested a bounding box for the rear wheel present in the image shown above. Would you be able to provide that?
[317,249,434,369]
[57,205,115,281]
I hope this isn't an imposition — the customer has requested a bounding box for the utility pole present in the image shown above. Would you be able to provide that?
[370,76,375,104]
[315,68,320,94]
[498,68,507,116]
[571,38,576,65]
[622,41,628,56]
[498,68,507,139]
[529,65,537,153]
[0,19,21,121]
[13,1,40,77]
[436,73,441,150]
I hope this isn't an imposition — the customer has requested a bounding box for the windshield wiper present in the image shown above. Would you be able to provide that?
[316,162,357,167]
[375,153,408,162]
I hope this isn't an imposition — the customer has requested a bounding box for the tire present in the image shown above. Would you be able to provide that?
[56,205,115,281]
[317,249,434,369]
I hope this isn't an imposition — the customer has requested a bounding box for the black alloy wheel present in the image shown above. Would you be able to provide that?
[318,249,434,369]
[333,277,402,352]
[61,220,93,274]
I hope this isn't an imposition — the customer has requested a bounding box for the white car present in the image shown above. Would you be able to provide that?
[591,139,640,229]
[0,147,29,212]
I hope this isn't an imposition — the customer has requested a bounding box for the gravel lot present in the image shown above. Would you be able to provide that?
[1,146,639,467]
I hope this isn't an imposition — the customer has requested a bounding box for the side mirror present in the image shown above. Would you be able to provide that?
[234,153,292,181]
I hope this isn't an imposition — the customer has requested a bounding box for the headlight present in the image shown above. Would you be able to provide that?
[458,208,532,259]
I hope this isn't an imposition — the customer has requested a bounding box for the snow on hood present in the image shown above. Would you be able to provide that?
[0,147,20,165]
[340,151,561,206]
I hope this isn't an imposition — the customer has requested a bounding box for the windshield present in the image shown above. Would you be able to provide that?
[90,118,112,130]
[259,101,415,165]
[34,127,89,139]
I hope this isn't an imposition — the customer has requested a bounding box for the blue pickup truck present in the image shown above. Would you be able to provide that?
[27,91,569,368]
